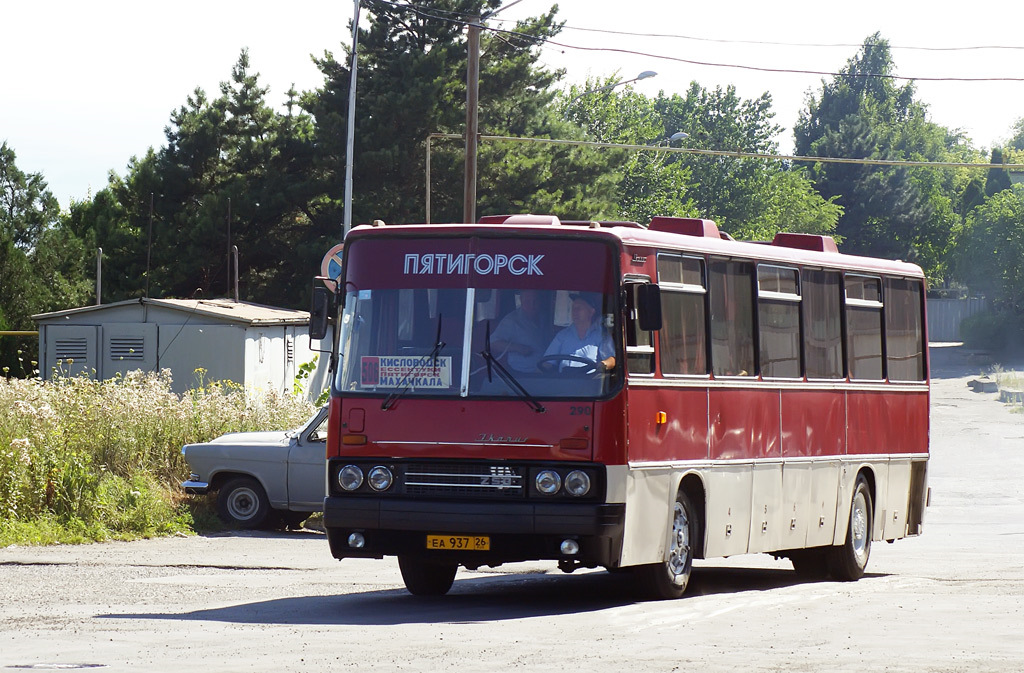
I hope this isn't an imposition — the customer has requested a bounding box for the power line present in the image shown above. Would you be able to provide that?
[522,34,1024,83]
[492,20,1024,53]
[426,132,1024,170]
[368,1,1024,83]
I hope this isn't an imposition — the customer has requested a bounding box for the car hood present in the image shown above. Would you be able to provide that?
[202,431,291,448]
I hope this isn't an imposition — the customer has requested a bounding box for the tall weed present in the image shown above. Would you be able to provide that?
[1,369,313,546]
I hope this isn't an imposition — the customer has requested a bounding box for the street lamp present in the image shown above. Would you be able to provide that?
[567,70,658,107]
[343,0,361,238]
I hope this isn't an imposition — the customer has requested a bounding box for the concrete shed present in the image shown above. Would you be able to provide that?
[32,298,328,397]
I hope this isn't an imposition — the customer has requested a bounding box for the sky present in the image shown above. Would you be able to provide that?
[3,0,1022,209]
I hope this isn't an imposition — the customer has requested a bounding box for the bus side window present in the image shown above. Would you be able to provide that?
[845,275,884,380]
[657,254,708,376]
[803,270,844,379]
[885,278,926,381]
[757,265,802,379]
[709,259,756,377]
[625,283,655,374]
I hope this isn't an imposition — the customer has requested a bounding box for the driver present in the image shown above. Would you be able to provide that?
[491,289,550,373]
[541,292,615,373]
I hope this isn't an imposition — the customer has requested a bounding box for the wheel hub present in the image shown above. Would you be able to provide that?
[667,501,691,580]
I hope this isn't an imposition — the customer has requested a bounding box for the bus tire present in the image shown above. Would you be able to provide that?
[216,477,270,529]
[398,556,458,596]
[828,475,873,581]
[634,490,696,600]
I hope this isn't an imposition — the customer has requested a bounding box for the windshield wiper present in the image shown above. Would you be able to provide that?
[381,316,445,411]
[479,322,545,413]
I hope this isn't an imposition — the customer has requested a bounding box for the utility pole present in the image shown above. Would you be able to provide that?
[463,15,481,225]
[462,0,524,225]
[226,197,232,297]
[145,192,153,299]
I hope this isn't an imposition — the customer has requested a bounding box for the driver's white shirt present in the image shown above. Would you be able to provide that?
[543,322,614,371]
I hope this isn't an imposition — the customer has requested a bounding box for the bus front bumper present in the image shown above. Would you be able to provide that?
[324,497,625,568]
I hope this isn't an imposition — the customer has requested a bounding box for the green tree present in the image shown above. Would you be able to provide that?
[559,76,694,223]
[985,147,1014,197]
[795,34,973,277]
[69,51,331,309]
[302,0,621,226]
[955,185,1024,311]
[655,84,839,239]
[0,142,92,374]
[1008,118,1024,151]
[655,83,841,238]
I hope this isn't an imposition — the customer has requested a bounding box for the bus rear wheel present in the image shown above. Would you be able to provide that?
[828,475,873,581]
[398,556,458,596]
[634,490,695,600]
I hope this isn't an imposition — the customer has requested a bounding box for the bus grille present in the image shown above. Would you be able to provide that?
[403,463,524,498]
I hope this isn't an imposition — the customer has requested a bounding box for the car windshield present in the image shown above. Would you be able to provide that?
[333,236,620,401]
[287,407,328,439]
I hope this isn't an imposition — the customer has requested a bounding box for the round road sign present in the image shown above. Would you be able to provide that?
[320,243,345,290]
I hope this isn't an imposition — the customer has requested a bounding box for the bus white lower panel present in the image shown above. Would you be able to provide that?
[805,461,840,547]
[779,461,812,551]
[747,462,784,554]
[618,466,674,567]
[620,456,923,567]
[704,465,754,558]
[883,458,913,540]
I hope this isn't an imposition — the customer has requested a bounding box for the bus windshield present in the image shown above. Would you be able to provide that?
[334,236,620,401]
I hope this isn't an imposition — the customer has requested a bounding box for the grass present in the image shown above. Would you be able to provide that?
[0,369,314,547]
[988,366,1024,414]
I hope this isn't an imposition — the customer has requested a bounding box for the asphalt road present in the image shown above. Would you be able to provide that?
[2,348,1023,672]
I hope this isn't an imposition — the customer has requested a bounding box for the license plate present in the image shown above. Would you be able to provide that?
[426,534,490,551]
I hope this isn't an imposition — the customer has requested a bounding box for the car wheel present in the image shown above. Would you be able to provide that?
[216,477,270,529]
[634,490,696,600]
[398,556,458,596]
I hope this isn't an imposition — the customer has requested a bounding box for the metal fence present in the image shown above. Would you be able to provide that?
[926,297,988,342]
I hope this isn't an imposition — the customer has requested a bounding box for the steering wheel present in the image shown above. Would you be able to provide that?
[536,354,601,376]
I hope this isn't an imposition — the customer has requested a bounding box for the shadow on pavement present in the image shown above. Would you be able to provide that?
[929,343,997,380]
[98,565,886,626]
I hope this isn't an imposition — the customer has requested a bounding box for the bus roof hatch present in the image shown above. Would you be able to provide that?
[771,232,840,254]
[648,216,724,239]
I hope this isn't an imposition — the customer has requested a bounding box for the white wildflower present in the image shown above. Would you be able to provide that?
[9,438,32,465]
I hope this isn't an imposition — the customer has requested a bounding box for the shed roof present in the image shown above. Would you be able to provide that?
[32,298,309,326]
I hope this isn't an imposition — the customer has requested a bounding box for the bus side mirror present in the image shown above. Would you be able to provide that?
[309,286,333,341]
[636,284,663,332]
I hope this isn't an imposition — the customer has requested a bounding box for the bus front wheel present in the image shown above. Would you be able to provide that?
[634,490,696,600]
[828,475,873,581]
[398,556,458,596]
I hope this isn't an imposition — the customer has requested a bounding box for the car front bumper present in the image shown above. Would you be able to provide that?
[181,480,210,495]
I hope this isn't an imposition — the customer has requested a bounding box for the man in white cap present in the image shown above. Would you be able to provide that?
[542,292,615,373]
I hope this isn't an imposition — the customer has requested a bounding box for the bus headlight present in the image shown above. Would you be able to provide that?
[564,470,591,497]
[535,469,561,495]
[367,466,393,492]
[338,465,364,491]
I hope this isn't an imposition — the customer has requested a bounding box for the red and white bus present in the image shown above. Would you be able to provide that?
[313,214,929,599]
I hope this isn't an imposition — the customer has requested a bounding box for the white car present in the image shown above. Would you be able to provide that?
[181,407,327,529]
